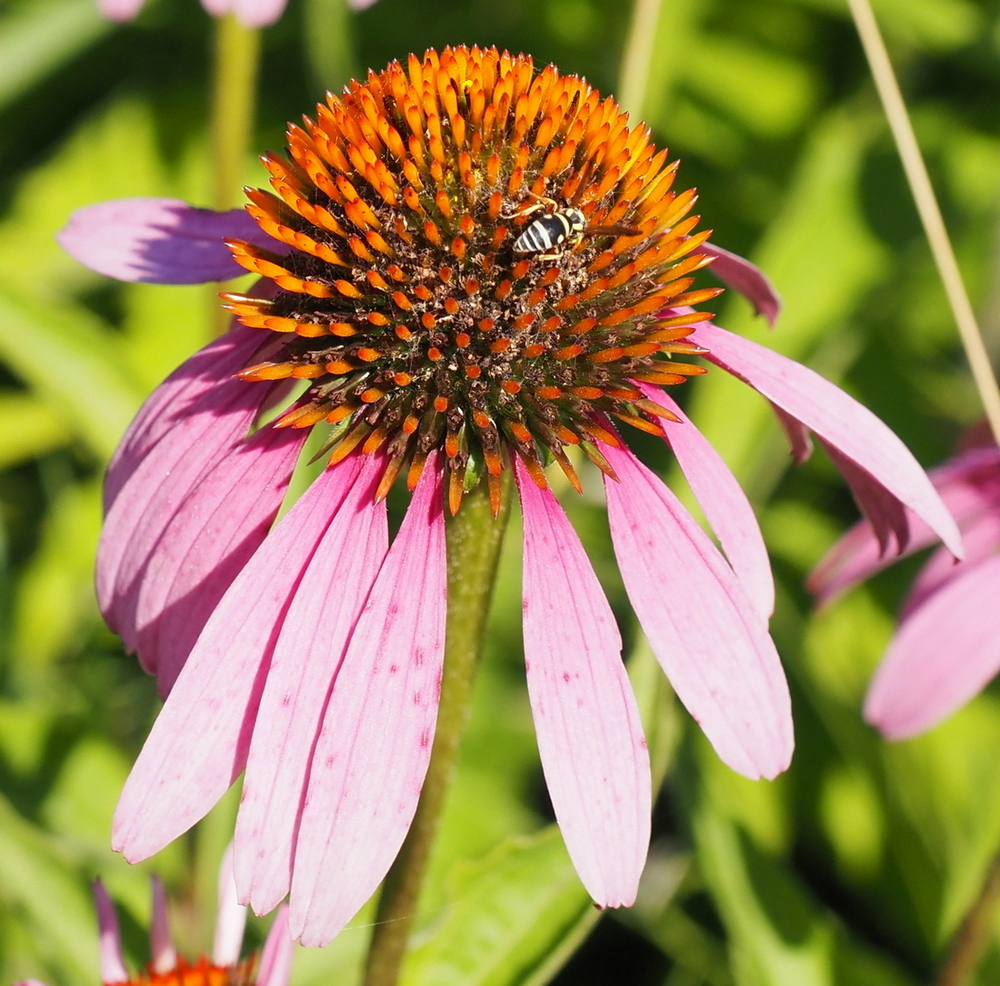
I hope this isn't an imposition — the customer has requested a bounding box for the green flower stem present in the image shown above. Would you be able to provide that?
[209,13,261,333]
[936,847,1000,986]
[847,0,1000,445]
[617,0,664,118]
[362,475,513,986]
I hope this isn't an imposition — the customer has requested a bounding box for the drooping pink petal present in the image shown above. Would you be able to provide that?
[231,0,289,26]
[92,880,128,985]
[516,460,650,907]
[601,442,793,780]
[347,0,381,8]
[770,402,813,465]
[256,907,294,986]
[97,374,271,649]
[700,243,781,326]
[289,462,447,946]
[58,199,276,284]
[234,455,388,914]
[808,446,1000,604]
[692,323,964,560]
[104,324,268,513]
[112,458,365,863]
[97,0,145,21]
[901,508,1000,618]
[638,384,774,620]
[149,876,177,975]
[213,845,248,967]
[133,424,307,695]
[865,553,1000,739]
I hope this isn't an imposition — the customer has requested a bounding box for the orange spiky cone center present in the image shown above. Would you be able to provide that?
[108,955,256,986]
[224,45,719,515]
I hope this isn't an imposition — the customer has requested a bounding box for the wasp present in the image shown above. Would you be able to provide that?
[510,196,642,261]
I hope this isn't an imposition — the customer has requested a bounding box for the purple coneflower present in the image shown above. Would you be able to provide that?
[60,46,961,944]
[811,439,1000,739]
[15,850,292,986]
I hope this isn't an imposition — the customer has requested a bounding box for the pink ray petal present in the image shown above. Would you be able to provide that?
[601,442,793,780]
[133,424,307,694]
[901,508,1000,619]
[700,243,781,326]
[692,323,963,560]
[232,0,289,26]
[149,876,177,974]
[92,880,129,985]
[516,460,650,907]
[256,907,294,986]
[213,844,248,967]
[638,384,774,620]
[347,0,381,8]
[104,325,267,513]
[770,402,813,465]
[289,462,447,946]
[809,446,1000,604]
[234,455,388,914]
[97,377,270,650]
[58,199,276,284]
[865,553,1000,739]
[97,0,145,21]
[112,458,365,863]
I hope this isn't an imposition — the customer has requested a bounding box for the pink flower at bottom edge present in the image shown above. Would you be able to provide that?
[14,848,292,986]
[60,47,962,946]
[810,442,1000,739]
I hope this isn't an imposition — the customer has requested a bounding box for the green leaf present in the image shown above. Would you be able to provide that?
[400,827,596,986]
[0,286,141,461]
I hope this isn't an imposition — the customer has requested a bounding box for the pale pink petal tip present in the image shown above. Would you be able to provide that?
[232,0,289,26]
[97,0,145,20]
[257,907,294,986]
[693,323,964,561]
[601,443,793,780]
[92,880,129,985]
[57,199,264,284]
[701,243,781,326]
[864,554,1000,740]
[347,0,381,9]
[12,980,49,986]
[149,877,177,975]
[516,459,651,906]
[213,845,248,966]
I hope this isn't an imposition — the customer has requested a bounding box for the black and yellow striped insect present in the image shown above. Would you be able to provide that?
[511,196,642,261]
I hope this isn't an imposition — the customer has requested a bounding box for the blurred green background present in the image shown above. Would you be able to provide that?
[2,0,1000,983]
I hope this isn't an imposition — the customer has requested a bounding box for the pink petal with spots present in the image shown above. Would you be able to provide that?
[901,508,1000,619]
[289,462,447,946]
[58,199,275,284]
[638,384,773,620]
[104,325,267,513]
[601,443,793,780]
[693,323,963,560]
[133,424,306,695]
[516,460,650,906]
[234,456,388,914]
[701,243,781,326]
[97,374,269,651]
[865,553,1000,739]
[256,907,294,986]
[112,459,365,863]
[809,446,1000,604]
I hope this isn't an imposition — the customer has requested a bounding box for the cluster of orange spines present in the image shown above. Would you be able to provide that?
[223,45,720,515]
[114,955,255,986]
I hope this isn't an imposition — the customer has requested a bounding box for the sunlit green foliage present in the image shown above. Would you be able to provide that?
[1,0,999,983]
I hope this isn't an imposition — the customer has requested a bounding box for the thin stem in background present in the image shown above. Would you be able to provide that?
[847,0,1000,446]
[936,846,1000,986]
[362,475,513,986]
[209,14,261,334]
[617,0,664,119]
